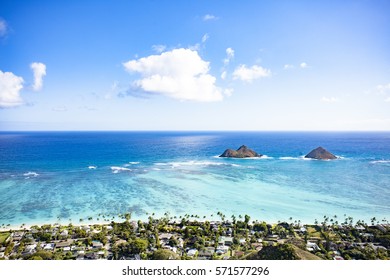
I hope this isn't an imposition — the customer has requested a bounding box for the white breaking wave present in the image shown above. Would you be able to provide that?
[88,166,97,169]
[279,156,299,160]
[124,162,140,167]
[110,166,132,174]
[154,161,240,168]
[279,156,314,160]
[370,160,390,164]
[23,172,39,177]
[213,155,272,160]
[301,156,314,160]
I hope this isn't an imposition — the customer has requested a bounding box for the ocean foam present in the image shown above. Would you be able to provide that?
[129,162,140,165]
[110,166,132,173]
[214,155,272,160]
[279,156,316,161]
[23,172,39,177]
[279,156,300,160]
[260,155,273,159]
[154,160,240,168]
[88,166,97,169]
[370,160,390,164]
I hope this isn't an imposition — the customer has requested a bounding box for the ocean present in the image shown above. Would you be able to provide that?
[0,131,389,227]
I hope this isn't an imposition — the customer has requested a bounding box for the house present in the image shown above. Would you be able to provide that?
[177,238,184,248]
[216,245,229,254]
[361,233,374,241]
[371,244,387,251]
[24,244,37,254]
[251,242,263,251]
[218,236,233,246]
[159,233,173,242]
[376,224,386,233]
[44,243,55,250]
[239,238,246,244]
[234,251,245,258]
[82,226,90,232]
[130,221,139,231]
[306,242,320,252]
[115,239,127,246]
[92,241,103,249]
[198,247,214,259]
[12,231,24,242]
[56,240,72,248]
[85,252,98,260]
[60,229,68,237]
[187,249,198,257]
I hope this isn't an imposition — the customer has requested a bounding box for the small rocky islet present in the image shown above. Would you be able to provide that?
[304,146,337,160]
[219,145,262,158]
[219,145,337,160]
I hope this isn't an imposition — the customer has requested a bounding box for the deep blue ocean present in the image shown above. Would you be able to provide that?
[0,131,389,227]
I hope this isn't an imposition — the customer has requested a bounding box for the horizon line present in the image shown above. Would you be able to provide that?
[1,130,390,133]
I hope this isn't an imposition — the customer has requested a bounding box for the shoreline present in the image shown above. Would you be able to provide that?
[2,213,389,233]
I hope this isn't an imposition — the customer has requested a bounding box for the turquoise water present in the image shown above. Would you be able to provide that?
[0,131,389,226]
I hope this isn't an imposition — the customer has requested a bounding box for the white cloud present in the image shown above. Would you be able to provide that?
[284,64,294,69]
[223,47,235,65]
[201,33,209,43]
[221,71,227,80]
[30,62,46,91]
[226,47,234,59]
[104,81,120,99]
[232,64,271,82]
[0,70,24,108]
[152,45,166,53]
[203,14,218,21]
[321,97,339,103]
[123,48,224,102]
[300,62,308,68]
[224,88,234,97]
[385,97,390,103]
[0,19,7,37]
[376,83,390,94]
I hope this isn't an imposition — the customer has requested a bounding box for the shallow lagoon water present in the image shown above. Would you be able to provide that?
[0,131,389,226]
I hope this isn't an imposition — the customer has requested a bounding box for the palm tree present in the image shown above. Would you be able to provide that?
[244,215,251,230]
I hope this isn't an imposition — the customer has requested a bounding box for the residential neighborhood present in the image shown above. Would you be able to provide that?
[0,213,389,260]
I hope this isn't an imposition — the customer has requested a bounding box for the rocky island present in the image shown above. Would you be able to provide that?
[305,147,337,160]
[220,145,262,158]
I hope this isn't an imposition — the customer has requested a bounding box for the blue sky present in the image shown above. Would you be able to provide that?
[0,0,389,130]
